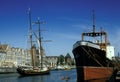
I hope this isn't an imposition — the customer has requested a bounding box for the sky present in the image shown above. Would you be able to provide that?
[0,0,120,57]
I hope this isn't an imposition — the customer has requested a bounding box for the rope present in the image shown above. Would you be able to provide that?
[81,47,103,67]
[81,46,115,76]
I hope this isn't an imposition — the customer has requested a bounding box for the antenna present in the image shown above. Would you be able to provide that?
[92,10,95,33]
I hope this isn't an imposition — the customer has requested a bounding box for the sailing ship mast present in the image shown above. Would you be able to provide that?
[17,9,50,75]
[28,8,32,48]
[33,17,46,69]
[28,8,35,69]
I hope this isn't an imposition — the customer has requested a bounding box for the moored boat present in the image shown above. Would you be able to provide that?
[72,11,114,82]
[17,9,50,76]
[64,65,71,70]
[17,66,50,75]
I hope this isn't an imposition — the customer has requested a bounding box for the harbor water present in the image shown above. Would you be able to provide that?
[0,69,77,82]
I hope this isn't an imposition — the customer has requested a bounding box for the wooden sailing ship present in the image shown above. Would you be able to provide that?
[17,9,50,76]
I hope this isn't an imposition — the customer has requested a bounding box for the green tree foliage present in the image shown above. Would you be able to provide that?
[59,55,64,65]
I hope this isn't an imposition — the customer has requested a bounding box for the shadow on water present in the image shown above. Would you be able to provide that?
[17,69,77,82]
[18,74,50,79]
[0,73,19,79]
[0,69,77,82]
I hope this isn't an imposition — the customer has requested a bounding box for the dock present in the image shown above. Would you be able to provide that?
[107,70,120,82]
[116,71,120,82]
[0,66,17,73]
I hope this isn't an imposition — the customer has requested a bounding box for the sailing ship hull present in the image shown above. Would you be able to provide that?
[17,67,50,76]
[72,41,114,82]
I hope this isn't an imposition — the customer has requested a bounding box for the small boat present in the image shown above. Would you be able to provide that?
[64,65,71,70]
[53,65,64,70]
[17,9,50,76]
[61,75,70,81]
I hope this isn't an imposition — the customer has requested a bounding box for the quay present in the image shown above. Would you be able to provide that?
[107,70,120,82]
[116,71,120,82]
[0,66,17,73]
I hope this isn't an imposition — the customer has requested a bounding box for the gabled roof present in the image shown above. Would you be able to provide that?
[0,44,9,52]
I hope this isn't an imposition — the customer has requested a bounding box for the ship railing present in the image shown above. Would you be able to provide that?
[73,41,100,50]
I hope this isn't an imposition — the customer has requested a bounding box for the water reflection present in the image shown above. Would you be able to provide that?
[0,69,77,82]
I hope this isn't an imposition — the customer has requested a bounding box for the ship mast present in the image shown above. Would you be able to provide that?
[92,10,96,43]
[81,10,108,50]
[38,18,43,70]
[92,10,95,33]
[33,17,45,70]
[28,8,33,48]
[28,8,35,68]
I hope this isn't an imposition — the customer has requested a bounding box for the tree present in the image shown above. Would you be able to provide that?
[58,55,65,65]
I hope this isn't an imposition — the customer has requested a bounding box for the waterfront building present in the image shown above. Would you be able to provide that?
[24,49,31,66]
[0,43,74,68]
[34,49,41,66]
[0,44,32,67]
[46,56,58,67]
[0,44,15,67]
[13,48,32,66]
[65,53,72,65]
[0,44,7,66]
[10,47,18,66]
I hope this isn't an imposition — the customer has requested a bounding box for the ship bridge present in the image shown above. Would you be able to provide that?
[82,31,109,51]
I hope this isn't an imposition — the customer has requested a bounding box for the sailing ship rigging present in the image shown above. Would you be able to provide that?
[17,9,50,75]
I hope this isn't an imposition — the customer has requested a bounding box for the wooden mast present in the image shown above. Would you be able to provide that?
[28,8,35,68]
[38,18,43,70]
[33,17,45,70]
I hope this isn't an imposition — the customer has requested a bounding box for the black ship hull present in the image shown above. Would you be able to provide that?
[72,41,114,82]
